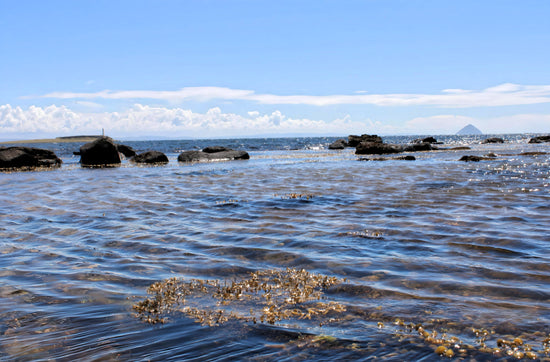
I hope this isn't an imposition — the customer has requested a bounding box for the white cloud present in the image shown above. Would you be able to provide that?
[0,104,366,138]
[2,104,549,139]
[31,83,550,108]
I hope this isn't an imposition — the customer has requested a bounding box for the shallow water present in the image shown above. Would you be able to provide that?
[1,135,549,361]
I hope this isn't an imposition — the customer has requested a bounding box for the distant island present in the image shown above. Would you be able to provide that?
[456,124,483,135]
[1,135,102,144]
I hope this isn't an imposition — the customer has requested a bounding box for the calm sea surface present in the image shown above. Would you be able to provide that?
[1,135,549,361]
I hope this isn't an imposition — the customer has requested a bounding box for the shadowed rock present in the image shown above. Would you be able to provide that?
[328,139,348,150]
[202,146,231,153]
[178,149,250,163]
[79,136,121,167]
[413,136,438,144]
[117,144,136,158]
[0,147,62,170]
[132,151,169,164]
[528,135,550,143]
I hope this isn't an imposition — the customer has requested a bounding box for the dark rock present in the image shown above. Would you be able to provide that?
[355,141,403,155]
[132,151,169,164]
[328,139,348,150]
[403,142,436,152]
[449,146,471,150]
[528,135,550,143]
[520,152,547,156]
[485,153,498,158]
[348,134,382,147]
[413,136,438,144]
[396,155,416,161]
[0,147,62,169]
[178,149,250,163]
[202,146,231,153]
[79,136,121,167]
[117,144,136,158]
[459,155,493,162]
[482,137,504,144]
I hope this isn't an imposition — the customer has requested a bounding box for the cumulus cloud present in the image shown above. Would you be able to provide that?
[0,104,367,138]
[32,83,550,108]
[2,103,549,140]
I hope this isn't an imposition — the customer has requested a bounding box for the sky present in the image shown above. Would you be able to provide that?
[1,0,550,140]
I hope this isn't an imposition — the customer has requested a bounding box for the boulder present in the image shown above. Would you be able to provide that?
[178,149,250,163]
[79,136,121,167]
[528,135,550,144]
[482,137,504,144]
[355,141,403,155]
[0,147,62,170]
[117,144,136,158]
[132,151,169,164]
[348,134,383,147]
[328,139,348,150]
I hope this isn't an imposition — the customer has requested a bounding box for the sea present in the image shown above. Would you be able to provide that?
[0,134,549,361]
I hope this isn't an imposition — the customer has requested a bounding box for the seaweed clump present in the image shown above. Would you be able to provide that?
[133,268,345,326]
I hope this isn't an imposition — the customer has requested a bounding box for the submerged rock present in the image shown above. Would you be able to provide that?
[328,139,348,150]
[132,151,169,164]
[178,149,249,163]
[79,136,121,167]
[0,147,62,170]
[528,135,550,143]
[459,155,493,162]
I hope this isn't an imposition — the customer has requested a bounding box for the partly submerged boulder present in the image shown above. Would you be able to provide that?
[0,147,62,170]
[79,136,121,167]
[178,149,250,163]
[132,151,169,164]
[528,135,550,144]
[413,136,438,144]
[328,139,348,150]
[482,137,505,144]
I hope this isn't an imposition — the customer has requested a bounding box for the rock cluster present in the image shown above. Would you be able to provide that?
[353,134,437,155]
[178,147,250,163]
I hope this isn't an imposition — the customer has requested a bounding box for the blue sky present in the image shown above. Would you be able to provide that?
[1,0,550,139]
